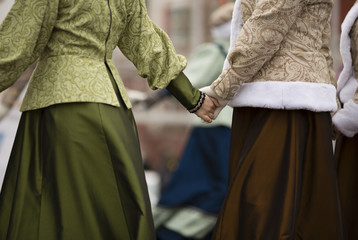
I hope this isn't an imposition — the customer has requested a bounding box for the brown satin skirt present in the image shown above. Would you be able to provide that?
[335,134,358,240]
[212,108,346,240]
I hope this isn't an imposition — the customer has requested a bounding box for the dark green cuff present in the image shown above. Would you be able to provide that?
[166,72,201,110]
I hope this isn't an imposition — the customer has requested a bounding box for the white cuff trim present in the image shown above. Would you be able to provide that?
[339,76,358,104]
[228,81,337,112]
[332,99,358,137]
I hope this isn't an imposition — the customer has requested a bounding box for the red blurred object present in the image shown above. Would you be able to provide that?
[216,0,228,6]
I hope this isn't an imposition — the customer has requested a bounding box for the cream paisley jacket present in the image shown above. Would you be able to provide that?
[0,0,188,111]
[350,15,358,104]
[212,0,337,112]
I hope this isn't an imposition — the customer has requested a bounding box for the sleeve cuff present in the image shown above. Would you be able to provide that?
[332,99,358,137]
[166,72,201,110]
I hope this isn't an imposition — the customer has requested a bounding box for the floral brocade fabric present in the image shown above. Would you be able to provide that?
[349,16,358,104]
[0,0,186,111]
[212,0,335,100]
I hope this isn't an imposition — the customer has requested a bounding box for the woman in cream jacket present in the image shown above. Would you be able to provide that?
[0,0,216,239]
[333,1,358,239]
[202,0,346,239]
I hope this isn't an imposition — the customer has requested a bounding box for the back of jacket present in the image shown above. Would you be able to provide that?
[0,0,186,111]
[240,0,334,85]
[212,0,337,112]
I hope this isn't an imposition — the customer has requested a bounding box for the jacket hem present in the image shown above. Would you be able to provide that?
[228,81,337,112]
[20,100,121,112]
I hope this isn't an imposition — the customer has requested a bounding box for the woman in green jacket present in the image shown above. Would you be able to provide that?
[0,0,217,239]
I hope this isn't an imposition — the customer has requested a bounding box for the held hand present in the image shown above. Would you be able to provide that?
[195,95,220,123]
[200,86,229,119]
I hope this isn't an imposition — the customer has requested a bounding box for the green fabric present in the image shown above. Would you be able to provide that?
[0,67,155,239]
[184,40,230,88]
[184,40,233,128]
[166,72,201,110]
[0,0,188,111]
[0,102,155,239]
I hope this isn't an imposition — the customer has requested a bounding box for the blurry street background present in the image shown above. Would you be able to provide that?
[0,0,352,205]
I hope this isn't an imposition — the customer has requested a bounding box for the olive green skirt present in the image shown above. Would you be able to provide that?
[0,92,155,238]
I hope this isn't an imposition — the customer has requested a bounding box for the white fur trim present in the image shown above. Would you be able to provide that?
[332,99,358,137]
[339,75,358,103]
[223,0,243,70]
[337,4,358,93]
[228,81,337,112]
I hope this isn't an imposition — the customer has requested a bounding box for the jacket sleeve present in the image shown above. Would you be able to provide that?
[211,0,304,100]
[117,0,201,110]
[0,0,58,92]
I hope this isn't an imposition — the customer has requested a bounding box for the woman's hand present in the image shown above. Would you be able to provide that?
[200,86,229,119]
[195,95,220,123]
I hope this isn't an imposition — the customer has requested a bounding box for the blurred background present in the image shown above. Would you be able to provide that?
[0,0,354,204]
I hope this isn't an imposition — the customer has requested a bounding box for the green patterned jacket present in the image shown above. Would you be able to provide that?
[0,0,195,111]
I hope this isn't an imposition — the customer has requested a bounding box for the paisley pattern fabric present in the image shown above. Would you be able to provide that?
[211,0,335,100]
[349,17,358,104]
[0,0,187,111]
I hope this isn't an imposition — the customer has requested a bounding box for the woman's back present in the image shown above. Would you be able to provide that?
[1,0,187,112]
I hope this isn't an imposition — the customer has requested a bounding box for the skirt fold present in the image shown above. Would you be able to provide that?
[0,101,155,240]
[212,108,346,240]
[335,134,358,240]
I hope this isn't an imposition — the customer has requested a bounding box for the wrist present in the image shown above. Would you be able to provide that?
[166,72,201,110]
[200,86,229,106]
[188,92,206,113]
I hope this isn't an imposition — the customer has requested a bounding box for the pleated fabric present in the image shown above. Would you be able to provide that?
[0,70,155,239]
[212,107,346,240]
[335,134,358,240]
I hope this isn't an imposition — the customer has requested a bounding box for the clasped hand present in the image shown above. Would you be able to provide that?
[194,95,220,123]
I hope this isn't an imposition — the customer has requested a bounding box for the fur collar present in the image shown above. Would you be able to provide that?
[223,0,243,70]
[337,3,358,93]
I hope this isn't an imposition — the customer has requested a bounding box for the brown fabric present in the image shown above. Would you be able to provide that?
[335,134,358,240]
[212,108,346,240]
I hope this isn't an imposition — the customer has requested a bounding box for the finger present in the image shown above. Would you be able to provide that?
[209,96,220,107]
[205,97,214,108]
[203,115,212,123]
